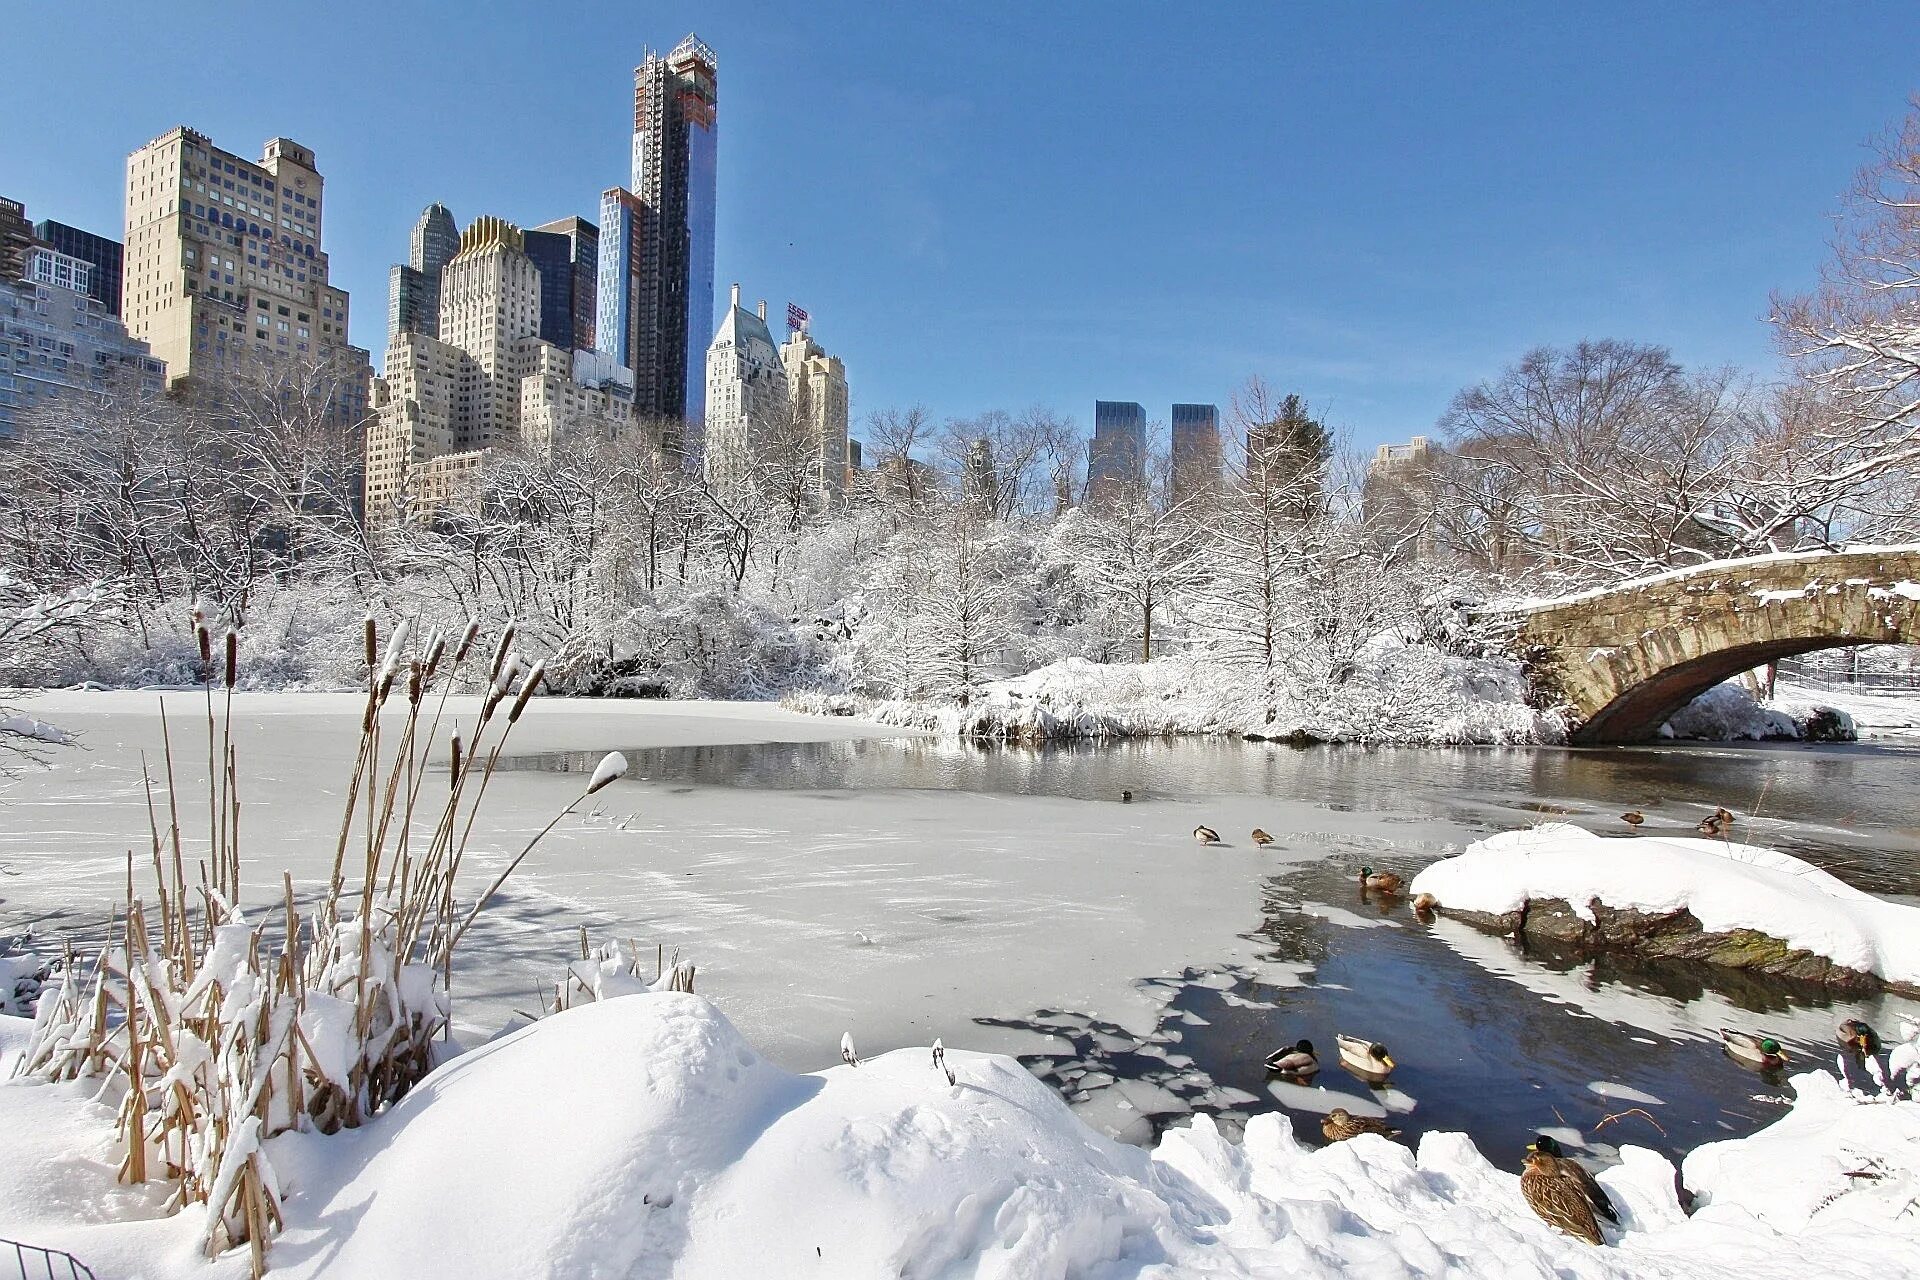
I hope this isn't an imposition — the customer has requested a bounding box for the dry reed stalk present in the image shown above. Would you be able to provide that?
[20,616,625,1278]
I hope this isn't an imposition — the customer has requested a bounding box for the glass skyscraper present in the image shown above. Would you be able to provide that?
[1089,400,1148,500]
[33,219,123,317]
[1169,402,1221,504]
[596,33,717,452]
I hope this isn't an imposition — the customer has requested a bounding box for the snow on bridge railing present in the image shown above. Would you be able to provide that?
[1481,541,1920,616]
[3,1239,96,1280]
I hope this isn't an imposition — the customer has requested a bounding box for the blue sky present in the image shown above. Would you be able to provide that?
[3,2,1916,450]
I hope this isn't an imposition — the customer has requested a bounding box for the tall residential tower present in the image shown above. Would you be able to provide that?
[596,33,717,449]
[120,128,370,421]
[1088,400,1147,501]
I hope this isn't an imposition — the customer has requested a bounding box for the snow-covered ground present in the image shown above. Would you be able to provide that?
[3,992,1917,1279]
[1411,823,1920,987]
[1774,676,1920,735]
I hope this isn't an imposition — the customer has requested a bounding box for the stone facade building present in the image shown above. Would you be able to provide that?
[365,216,632,518]
[702,285,788,492]
[120,127,370,423]
[779,324,849,508]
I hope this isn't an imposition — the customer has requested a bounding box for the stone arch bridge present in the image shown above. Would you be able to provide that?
[1501,546,1920,744]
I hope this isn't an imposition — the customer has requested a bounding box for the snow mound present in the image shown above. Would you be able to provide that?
[1662,682,1855,742]
[7,993,1920,1277]
[1410,823,1920,985]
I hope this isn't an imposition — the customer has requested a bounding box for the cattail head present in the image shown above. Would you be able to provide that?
[407,659,424,706]
[363,616,378,671]
[507,660,546,723]
[454,618,480,666]
[488,624,517,682]
[422,631,448,683]
[223,630,238,689]
[587,752,627,795]
[196,623,212,668]
[450,732,463,782]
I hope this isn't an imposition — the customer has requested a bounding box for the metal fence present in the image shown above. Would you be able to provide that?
[4,1240,95,1280]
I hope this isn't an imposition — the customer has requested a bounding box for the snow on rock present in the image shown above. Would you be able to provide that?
[5,992,1920,1277]
[1661,681,1855,742]
[1410,824,1920,986]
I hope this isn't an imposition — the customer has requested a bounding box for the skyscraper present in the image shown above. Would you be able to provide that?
[1169,402,1221,505]
[366,216,631,517]
[780,320,850,509]
[525,216,599,352]
[596,33,717,448]
[387,202,458,343]
[703,284,789,492]
[120,128,370,421]
[1088,400,1147,501]
[33,219,123,316]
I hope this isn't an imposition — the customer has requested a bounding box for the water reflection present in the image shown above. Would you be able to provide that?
[503,734,1920,889]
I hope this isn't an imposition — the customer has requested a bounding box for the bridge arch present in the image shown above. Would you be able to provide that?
[1507,547,1920,744]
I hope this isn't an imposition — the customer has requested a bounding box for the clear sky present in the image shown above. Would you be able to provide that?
[3,2,1917,450]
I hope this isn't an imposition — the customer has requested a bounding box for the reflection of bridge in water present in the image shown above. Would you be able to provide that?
[1502,546,1920,744]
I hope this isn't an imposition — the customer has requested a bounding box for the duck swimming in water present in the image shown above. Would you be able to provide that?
[1264,1038,1318,1075]
[1359,866,1404,894]
[1336,1033,1395,1078]
[1720,1028,1788,1069]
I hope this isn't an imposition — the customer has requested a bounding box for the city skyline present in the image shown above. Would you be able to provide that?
[5,4,1920,450]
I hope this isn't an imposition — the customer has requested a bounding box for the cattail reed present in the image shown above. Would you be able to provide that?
[22,620,618,1279]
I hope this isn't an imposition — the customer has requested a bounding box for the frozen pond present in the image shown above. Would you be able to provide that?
[5,692,1919,1172]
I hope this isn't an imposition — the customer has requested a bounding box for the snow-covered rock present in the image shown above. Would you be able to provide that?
[1662,681,1855,742]
[1411,824,1920,988]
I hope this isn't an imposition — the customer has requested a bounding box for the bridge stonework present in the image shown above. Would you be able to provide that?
[1509,546,1920,744]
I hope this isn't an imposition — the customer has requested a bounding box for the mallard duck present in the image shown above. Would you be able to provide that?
[1336,1033,1394,1077]
[1412,892,1439,914]
[1251,828,1275,846]
[1838,1019,1882,1057]
[1121,790,1133,803]
[1720,1028,1788,1069]
[1620,810,1644,828]
[1521,1150,1605,1245]
[1322,1107,1399,1143]
[1264,1038,1318,1075]
[1193,825,1221,845]
[1359,866,1404,894]
[1696,806,1735,839]
[1527,1136,1618,1226]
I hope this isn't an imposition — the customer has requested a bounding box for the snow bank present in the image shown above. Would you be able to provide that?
[792,646,1565,746]
[1410,824,1920,986]
[1661,681,1855,742]
[5,993,1920,1277]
